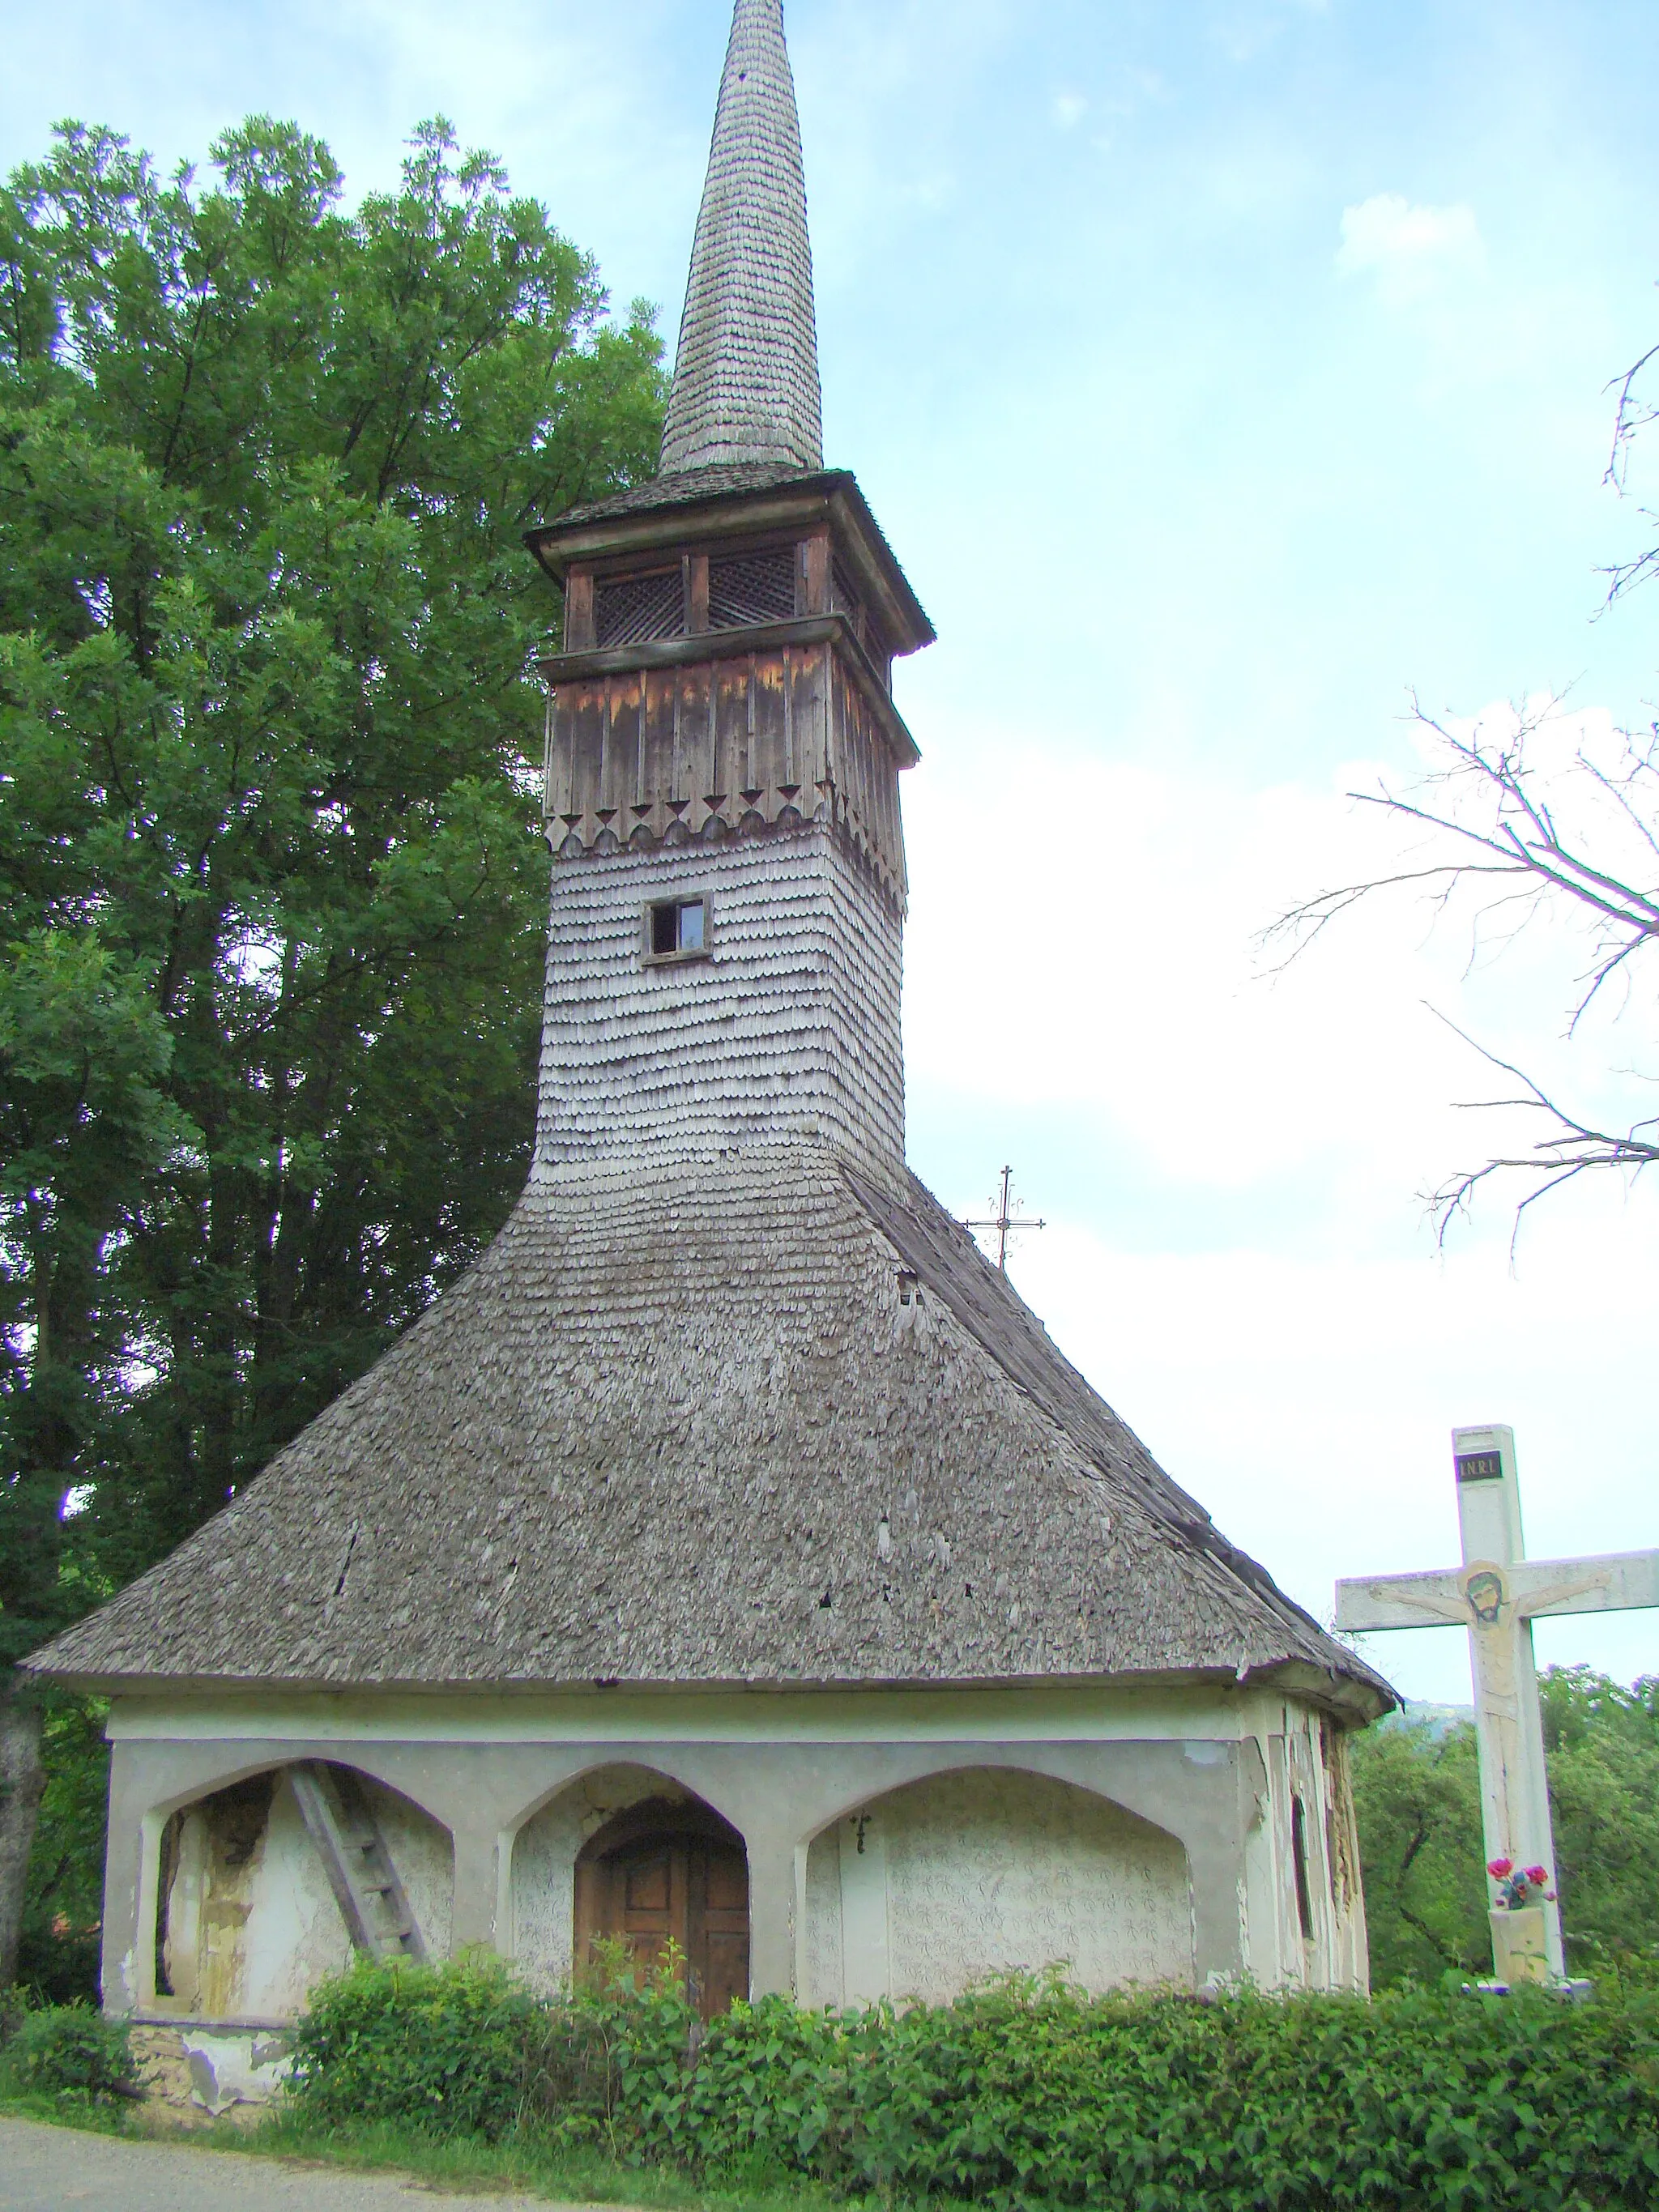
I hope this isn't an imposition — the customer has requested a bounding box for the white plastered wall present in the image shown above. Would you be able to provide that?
[105,1680,1375,2014]
[800,1767,1191,2006]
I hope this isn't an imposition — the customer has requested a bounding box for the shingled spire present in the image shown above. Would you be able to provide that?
[659,0,822,475]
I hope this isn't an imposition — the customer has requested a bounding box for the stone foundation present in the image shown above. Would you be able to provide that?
[127,2022,292,2125]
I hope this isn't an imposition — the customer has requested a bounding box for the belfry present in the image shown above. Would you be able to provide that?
[29,0,1388,2098]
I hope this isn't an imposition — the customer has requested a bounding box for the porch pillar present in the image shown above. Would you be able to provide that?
[100,1747,152,2016]
[448,1819,502,1954]
[746,1832,796,1999]
[1166,1743,1253,1988]
[1186,1831,1247,1985]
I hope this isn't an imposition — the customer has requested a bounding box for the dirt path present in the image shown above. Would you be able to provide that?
[0,2114,595,2210]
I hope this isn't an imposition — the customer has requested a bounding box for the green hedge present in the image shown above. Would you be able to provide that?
[287,1958,1659,2209]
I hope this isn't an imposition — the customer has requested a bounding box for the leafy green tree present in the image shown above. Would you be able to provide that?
[0,113,664,1986]
[1352,1668,1659,1988]
[13,1696,108,2002]
[1541,1665,1659,1977]
[1350,1715,1491,1986]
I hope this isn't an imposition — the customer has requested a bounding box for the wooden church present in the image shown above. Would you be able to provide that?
[28,0,1388,2105]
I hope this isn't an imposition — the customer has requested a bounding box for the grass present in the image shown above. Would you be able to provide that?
[0,2093,846,2211]
[0,2086,135,2137]
[245,2112,842,2211]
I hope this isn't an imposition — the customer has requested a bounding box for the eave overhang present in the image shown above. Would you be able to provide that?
[32,1657,1393,1728]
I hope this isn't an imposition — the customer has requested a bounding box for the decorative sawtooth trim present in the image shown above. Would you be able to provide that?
[552,783,903,905]
[543,625,910,900]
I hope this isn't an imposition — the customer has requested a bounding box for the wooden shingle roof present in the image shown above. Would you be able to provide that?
[27,1148,1390,1723]
[659,0,821,473]
[557,460,812,530]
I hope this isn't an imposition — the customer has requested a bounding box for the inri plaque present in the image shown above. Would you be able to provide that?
[1455,1450,1504,1485]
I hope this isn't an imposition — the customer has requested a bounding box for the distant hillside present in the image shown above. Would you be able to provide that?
[1380,1701,1475,1741]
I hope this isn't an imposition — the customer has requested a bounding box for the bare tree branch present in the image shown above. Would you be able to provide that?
[1604,343,1659,495]
[1419,1012,1658,1254]
[1261,697,1659,1245]
[1598,343,1659,606]
[1264,329,1659,1246]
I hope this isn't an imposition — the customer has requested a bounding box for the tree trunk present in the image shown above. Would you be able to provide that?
[0,1677,47,1993]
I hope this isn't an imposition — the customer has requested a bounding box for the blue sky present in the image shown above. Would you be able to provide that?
[5,0,1657,1700]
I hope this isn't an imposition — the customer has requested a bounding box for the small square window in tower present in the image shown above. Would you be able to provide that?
[645,897,709,963]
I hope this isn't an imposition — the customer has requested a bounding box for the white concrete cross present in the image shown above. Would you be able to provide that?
[1335,1424,1659,1980]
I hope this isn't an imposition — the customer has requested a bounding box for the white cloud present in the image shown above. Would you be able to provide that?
[911,703,1652,1212]
[1336,190,1484,305]
[906,735,1533,1196]
[903,709,1659,1702]
[1051,91,1088,130]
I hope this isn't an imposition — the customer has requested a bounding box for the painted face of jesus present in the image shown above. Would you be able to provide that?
[1465,1570,1504,1626]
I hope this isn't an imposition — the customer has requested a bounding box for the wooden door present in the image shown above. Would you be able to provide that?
[574,1803,750,2022]
[611,1838,685,1981]
[693,1835,749,2018]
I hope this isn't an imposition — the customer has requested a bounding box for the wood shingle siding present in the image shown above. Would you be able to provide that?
[535,828,904,1171]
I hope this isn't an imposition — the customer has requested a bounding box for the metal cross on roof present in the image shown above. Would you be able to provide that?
[1335,1424,1659,1989]
[963,1165,1046,1274]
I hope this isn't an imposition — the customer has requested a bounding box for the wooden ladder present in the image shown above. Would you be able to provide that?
[289,1761,427,1963]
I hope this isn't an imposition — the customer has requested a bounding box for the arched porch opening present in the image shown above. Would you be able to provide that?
[800,1765,1190,2009]
[506,1762,748,2019]
[575,1796,748,2020]
[149,1762,452,2022]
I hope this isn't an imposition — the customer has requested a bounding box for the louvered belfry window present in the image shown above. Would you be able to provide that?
[708,546,795,629]
[595,569,682,648]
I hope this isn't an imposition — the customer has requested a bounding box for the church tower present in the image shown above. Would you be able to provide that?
[525,0,932,1174]
[31,0,1388,2069]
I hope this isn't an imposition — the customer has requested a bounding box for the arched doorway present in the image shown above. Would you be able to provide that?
[573,1796,748,2019]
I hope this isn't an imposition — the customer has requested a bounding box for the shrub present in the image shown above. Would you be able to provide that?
[1,2003,133,2103]
[288,1959,1659,2207]
[617,1975,1659,2206]
[288,1943,702,2148]
[285,1955,546,2139]
[527,1941,700,2146]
